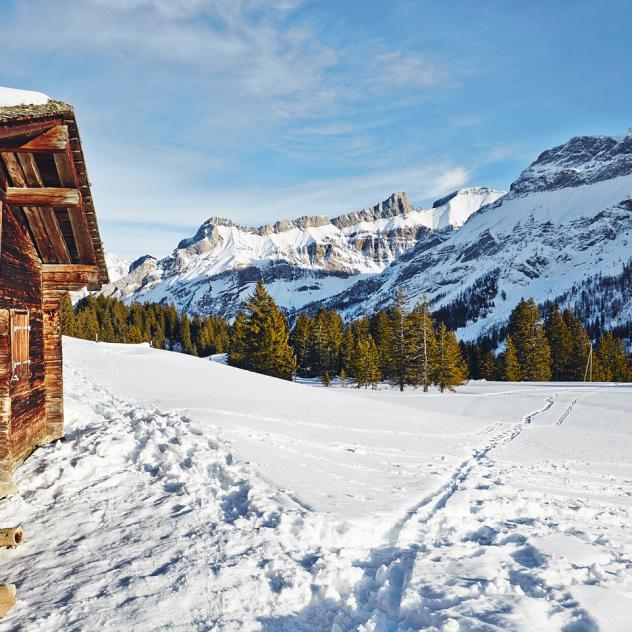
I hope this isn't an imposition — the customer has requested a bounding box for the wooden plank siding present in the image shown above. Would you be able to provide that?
[0,204,48,487]
[43,303,63,441]
[0,107,108,496]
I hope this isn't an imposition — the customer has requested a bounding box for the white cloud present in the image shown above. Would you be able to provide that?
[0,1,467,261]
[426,167,471,197]
[369,51,447,88]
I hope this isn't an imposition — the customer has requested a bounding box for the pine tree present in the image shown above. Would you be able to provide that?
[597,331,631,382]
[228,281,296,380]
[60,293,76,337]
[563,309,590,380]
[385,289,413,391]
[229,311,248,368]
[407,300,437,391]
[355,335,381,389]
[435,323,467,392]
[500,336,520,381]
[340,367,347,388]
[507,298,551,381]
[480,351,498,381]
[545,305,572,380]
[179,314,195,355]
[341,327,356,377]
[307,314,325,379]
[76,308,100,341]
[371,310,392,379]
[290,313,312,376]
[126,324,144,344]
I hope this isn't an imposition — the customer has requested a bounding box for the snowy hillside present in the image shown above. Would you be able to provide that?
[0,339,630,630]
[101,188,503,319]
[314,130,632,339]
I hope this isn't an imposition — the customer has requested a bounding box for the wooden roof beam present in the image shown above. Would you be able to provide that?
[16,153,71,264]
[42,264,100,292]
[5,187,81,208]
[54,150,96,264]
[1,153,58,261]
[0,125,69,153]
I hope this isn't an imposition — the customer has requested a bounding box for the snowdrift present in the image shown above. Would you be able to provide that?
[0,339,629,631]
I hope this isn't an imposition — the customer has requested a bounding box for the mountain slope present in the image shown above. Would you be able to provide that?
[101,188,503,318]
[311,131,632,339]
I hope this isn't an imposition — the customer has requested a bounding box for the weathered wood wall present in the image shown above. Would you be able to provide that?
[43,302,63,441]
[0,202,47,494]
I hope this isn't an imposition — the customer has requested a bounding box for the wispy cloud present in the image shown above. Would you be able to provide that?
[368,51,448,88]
[0,0,470,259]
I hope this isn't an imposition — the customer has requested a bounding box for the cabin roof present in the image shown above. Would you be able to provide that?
[0,97,109,287]
[0,99,74,123]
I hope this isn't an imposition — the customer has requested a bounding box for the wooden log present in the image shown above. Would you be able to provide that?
[42,264,100,291]
[53,152,76,187]
[0,125,69,153]
[0,117,64,140]
[16,154,71,263]
[0,585,16,619]
[0,528,22,547]
[1,154,27,187]
[5,187,81,208]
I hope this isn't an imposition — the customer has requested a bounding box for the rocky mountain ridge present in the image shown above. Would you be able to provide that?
[101,187,504,317]
[305,130,632,340]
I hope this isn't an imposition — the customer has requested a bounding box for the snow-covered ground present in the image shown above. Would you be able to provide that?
[0,339,630,631]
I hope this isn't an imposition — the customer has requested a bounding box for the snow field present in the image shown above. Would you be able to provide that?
[0,340,630,631]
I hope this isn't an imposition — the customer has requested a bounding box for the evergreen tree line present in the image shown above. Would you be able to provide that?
[229,283,467,390]
[62,287,631,387]
[62,294,230,357]
[461,298,632,382]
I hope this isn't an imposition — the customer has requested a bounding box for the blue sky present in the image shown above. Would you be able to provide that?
[1,0,631,260]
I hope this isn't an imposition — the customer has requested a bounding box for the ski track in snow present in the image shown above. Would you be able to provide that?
[0,356,631,631]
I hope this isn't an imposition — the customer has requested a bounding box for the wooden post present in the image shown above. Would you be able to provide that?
[0,585,16,619]
[0,528,22,547]
[43,298,64,441]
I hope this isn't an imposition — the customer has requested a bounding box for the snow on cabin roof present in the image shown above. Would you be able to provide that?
[0,87,73,122]
[0,86,50,107]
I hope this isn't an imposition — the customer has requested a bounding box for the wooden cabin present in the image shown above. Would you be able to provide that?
[0,98,108,497]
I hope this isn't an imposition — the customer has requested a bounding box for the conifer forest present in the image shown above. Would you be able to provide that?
[64,283,631,388]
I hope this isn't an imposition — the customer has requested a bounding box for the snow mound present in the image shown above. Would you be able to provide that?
[0,87,50,108]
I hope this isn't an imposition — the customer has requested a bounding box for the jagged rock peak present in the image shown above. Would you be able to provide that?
[510,130,632,196]
[331,192,413,229]
[177,192,415,248]
[129,254,157,273]
[178,214,333,248]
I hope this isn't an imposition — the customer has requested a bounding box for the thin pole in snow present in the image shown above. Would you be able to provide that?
[583,342,593,382]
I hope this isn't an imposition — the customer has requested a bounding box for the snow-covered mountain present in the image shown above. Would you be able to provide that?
[101,188,504,317]
[104,252,132,283]
[312,130,632,339]
[71,252,131,303]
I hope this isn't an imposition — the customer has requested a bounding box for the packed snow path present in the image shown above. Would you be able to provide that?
[0,341,630,631]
